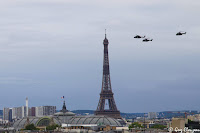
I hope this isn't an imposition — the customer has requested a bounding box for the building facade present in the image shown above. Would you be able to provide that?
[43,106,56,116]
[29,107,36,116]
[171,118,186,131]
[148,112,157,119]
[12,106,27,119]
[3,108,13,122]
[35,106,43,117]
[3,108,10,122]
[35,106,56,117]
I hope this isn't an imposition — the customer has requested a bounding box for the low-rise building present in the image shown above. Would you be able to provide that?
[171,118,186,131]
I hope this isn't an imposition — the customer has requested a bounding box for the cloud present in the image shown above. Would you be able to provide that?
[0,77,36,85]
[0,0,199,112]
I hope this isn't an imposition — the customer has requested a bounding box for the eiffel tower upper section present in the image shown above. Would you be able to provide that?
[102,33,112,92]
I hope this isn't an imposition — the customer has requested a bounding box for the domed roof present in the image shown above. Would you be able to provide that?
[54,111,75,116]
[54,101,75,116]
[13,115,122,130]
[13,116,61,129]
[67,115,122,126]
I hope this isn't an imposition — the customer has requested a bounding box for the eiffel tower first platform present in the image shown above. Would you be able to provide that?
[95,31,121,119]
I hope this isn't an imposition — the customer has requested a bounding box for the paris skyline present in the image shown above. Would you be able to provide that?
[0,0,200,113]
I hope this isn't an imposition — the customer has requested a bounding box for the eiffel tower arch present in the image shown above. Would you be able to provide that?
[95,31,121,119]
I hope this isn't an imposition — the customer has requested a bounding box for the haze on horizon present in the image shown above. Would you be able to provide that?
[0,0,200,113]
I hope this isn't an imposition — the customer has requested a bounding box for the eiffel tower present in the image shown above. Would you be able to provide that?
[95,31,121,119]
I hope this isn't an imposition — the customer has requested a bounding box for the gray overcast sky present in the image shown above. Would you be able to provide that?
[0,0,200,113]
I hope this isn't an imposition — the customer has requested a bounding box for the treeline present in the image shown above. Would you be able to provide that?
[71,110,146,119]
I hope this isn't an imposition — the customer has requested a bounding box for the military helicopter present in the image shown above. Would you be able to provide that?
[143,38,153,42]
[176,31,186,36]
[134,35,145,38]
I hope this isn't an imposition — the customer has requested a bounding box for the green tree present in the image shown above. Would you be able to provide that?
[150,124,166,129]
[46,124,60,130]
[129,122,144,129]
[25,124,39,130]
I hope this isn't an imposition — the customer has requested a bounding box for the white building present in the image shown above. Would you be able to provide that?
[3,108,10,121]
[35,106,43,117]
[12,106,27,119]
[3,107,13,122]
[35,106,56,117]
[148,112,157,119]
